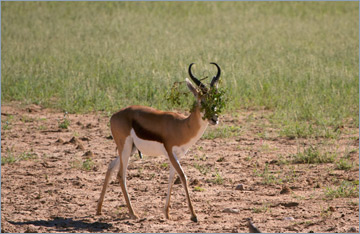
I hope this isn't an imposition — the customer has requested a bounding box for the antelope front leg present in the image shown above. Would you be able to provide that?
[117,169,139,219]
[167,150,197,222]
[164,165,176,219]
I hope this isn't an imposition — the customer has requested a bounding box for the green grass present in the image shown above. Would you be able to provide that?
[254,164,283,185]
[71,158,96,171]
[18,152,38,161]
[58,112,70,129]
[1,155,17,165]
[20,115,35,123]
[2,121,11,131]
[291,146,336,164]
[325,180,359,199]
[2,115,14,131]
[193,186,205,192]
[82,158,95,171]
[194,163,211,176]
[211,170,224,185]
[1,150,38,165]
[160,162,169,169]
[58,118,70,129]
[252,203,271,214]
[335,158,354,170]
[280,122,341,139]
[2,2,358,133]
[203,125,242,139]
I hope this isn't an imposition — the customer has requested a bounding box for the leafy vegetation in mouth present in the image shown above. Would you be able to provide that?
[199,88,227,121]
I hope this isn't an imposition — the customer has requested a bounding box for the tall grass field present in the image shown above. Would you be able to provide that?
[2,2,359,133]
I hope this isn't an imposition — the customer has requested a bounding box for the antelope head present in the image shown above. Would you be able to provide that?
[186,62,223,125]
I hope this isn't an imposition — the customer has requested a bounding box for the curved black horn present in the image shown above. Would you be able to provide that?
[188,63,207,92]
[210,62,221,87]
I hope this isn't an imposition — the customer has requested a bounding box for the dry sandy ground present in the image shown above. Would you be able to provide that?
[1,103,359,233]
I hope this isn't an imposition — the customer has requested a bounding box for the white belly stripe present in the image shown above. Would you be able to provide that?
[130,129,167,156]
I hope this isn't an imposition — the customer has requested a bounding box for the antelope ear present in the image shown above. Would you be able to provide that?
[186,78,198,98]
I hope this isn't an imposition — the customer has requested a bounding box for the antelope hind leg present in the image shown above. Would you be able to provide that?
[117,138,139,219]
[96,157,120,215]
[164,165,176,219]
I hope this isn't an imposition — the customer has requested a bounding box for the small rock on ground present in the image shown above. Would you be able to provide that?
[284,216,295,221]
[223,208,240,214]
[349,227,357,233]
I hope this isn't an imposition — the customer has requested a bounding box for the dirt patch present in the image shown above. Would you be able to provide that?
[1,103,359,233]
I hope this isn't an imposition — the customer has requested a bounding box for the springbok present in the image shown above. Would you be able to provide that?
[96,63,222,222]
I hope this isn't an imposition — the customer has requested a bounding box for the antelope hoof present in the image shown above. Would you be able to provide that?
[130,213,139,220]
[165,213,172,220]
[96,208,102,215]
[191,215,198,222]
